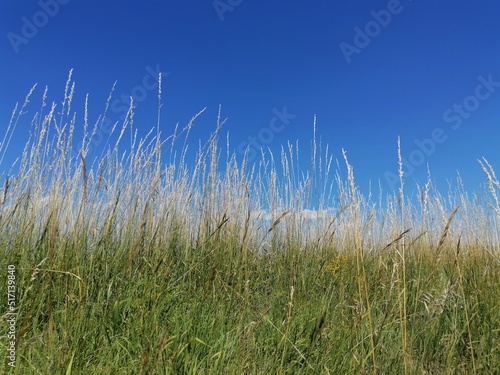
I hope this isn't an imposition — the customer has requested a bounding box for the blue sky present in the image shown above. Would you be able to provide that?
[1,0,499,197]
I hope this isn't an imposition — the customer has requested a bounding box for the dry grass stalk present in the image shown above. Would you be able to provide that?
[382,228,411,252]
[436,205,460,257]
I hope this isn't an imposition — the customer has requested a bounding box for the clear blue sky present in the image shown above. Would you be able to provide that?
[1,0,499,196]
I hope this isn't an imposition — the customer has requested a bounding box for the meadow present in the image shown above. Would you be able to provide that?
[1,75,499,374]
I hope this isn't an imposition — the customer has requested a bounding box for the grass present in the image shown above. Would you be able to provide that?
[1,73,500,374]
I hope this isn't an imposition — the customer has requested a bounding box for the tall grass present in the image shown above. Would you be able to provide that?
[1,74,499,374]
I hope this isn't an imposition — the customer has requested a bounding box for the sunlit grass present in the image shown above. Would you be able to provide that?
[1,74,499,374]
